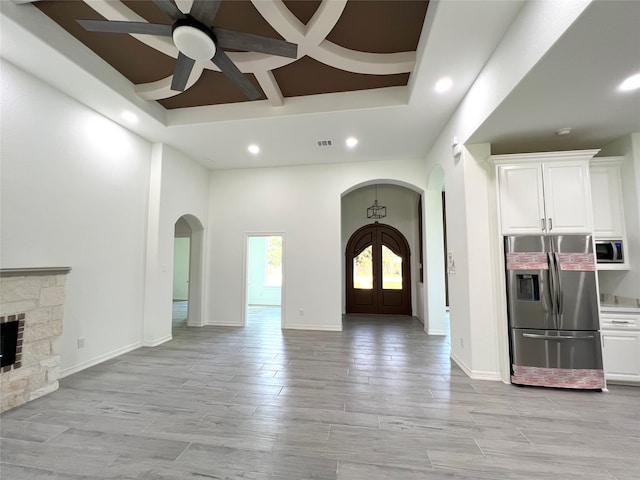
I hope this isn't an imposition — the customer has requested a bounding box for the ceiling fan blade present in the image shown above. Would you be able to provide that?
[212,50,261,100]
[190,0,221,26]
[152,0,185,21]
[214,28,298,59]
[77,20,172,36]
[171,52,196,91]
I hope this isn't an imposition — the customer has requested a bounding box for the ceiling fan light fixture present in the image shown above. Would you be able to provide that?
[172,24,216,61]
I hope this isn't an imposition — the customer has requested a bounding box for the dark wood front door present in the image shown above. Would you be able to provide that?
[346,223,411,315]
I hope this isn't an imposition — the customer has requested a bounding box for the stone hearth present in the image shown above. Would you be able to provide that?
[0,267,70,412]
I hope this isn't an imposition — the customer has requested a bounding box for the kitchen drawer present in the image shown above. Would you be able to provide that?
[600,313,640,330]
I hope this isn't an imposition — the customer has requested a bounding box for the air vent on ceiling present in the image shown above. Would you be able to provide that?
[317,140,333,147]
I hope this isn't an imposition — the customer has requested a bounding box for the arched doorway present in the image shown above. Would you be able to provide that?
[346,223,411,315]
[172,214,205,329]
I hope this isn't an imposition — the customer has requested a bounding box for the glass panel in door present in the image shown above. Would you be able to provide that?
[353,246,373,289]
[382,245,402,290]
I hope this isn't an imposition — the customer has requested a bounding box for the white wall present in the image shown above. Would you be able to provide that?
[597,133,640,300]
[207,158,426,331]
[422,0,592,380]
[143,143,210,343]
[0,60,151,376]
[341,184,421,318]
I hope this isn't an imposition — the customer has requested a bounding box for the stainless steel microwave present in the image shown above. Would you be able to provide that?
[595,240,624,263]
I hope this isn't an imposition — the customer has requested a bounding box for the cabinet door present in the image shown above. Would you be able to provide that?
[543,161,593,233]
[498,164,545,234]
[590,162,624,238]
[602,330,640,383]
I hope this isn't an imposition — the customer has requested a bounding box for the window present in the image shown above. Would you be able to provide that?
[264,236,282,287]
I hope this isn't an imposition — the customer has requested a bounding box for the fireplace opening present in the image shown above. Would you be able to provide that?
[0,314,24,371]
[1,321,19,367]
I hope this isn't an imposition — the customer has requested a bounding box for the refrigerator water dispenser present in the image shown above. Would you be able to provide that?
[516,274,540,302]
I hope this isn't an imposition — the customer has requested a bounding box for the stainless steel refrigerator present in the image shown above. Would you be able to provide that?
[504,235,604,390]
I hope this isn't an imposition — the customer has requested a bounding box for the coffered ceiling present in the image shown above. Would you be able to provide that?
[33,0,428,109]
[14,1,638,170]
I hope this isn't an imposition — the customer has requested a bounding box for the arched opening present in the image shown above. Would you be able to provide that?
[172,214,204,331]
[346,223,411,315]
[341,181,425,323]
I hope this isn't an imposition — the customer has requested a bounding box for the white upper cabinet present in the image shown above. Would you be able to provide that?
[590,158,625,239]
[493,150,598,235]
[542,161,593,234]
[498,164,546,234]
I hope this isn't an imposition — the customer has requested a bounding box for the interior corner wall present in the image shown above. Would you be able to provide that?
[143,143,210,345]
[421,0,592,380]
[0,59,151,376]
[424,185,447,335]
[206,158,426,331]
[597,133,640,300]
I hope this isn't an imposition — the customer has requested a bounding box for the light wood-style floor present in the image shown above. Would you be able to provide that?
[1,308,639,479]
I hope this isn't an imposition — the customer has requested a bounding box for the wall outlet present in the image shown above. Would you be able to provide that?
[299,308,304,316]
[77,337,85,349]
[447,252,456,275]
[459,337,464,348]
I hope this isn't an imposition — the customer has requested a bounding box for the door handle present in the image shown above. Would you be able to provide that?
[541,218,545,231]
[523,333,594,340]
[547,218,553,231]
[554,253,563,318]
[610,320,631,324]
[547,252,558,326]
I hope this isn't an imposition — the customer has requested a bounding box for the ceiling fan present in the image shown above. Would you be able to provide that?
[77,0,298,100]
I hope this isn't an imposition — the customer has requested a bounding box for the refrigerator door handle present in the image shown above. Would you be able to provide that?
[547,252,557,327]
[554,253,564,319]
[522,333,595,340]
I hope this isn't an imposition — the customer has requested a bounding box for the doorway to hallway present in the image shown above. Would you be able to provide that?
[346,223,411,315]
[245,234,283,327]
[173,218,191,329]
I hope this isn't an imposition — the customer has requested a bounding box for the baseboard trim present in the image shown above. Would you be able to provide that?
[450,351,501,381]
[203,321,243,327]
[284,323,342,332]
[143,334,172,347]
[469,370,502,381]
[60,341,142,378]
[427,328,448,335]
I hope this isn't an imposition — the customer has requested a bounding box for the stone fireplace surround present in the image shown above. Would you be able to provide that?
[0,267,70,412]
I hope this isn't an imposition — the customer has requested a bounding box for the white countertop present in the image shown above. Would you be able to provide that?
[601,304,640,314]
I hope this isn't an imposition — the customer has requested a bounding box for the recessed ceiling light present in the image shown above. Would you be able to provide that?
[618,73,640,92]
[121,111,138,123]
[248,144,260,155]
[346,137,358,148]
[556,127,572,136]
[434,77,452,93]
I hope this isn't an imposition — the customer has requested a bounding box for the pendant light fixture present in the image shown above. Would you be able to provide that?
[367,184,387,220]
